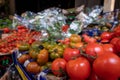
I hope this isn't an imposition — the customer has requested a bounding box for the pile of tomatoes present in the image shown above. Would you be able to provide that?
[0,26,40,53]
[1,24,120,80]
[50,25,120,80]
[17,24,120,80]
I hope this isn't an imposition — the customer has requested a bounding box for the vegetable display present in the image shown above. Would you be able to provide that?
[1,6,120,80]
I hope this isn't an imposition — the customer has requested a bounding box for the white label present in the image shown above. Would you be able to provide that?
[24,60,30,67]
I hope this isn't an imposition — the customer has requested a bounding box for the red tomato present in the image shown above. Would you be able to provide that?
[113,26,120,37]
[102,44,114,53]
[93,53,120,80]
[114,39,120,54]
[3,27,10,33]
[110,37,120,54]
[88,70,99,80]
[82,34,96,43]
[17,25,25,29]
[66,57,91,80]
[110,37,119,46]
[100,32,113,42]
[63,48,80,61]
[28,39,36,45]
[62,25,69,32]
[85,43,104,57]
[51,58,67,76]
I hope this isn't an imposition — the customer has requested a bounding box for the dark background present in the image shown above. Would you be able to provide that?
[0,0,120,15]
[15,0,75,15]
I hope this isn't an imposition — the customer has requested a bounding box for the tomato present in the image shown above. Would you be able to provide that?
[69,42,83,48]
[26,62,40,74]
[31,41,41,49]
[37,49,49,66]
[28,38,36,45]
[58,38,70,45]
[17,25,25,29]
[102,44,114,53]
[85,43,104,57]
[114,39,120,54]
[66,57,91,80]
[88,70,99,80]
[110,37,120,54]
[29,49,39,59]
[17,54,31,64]
[62,25,69,32]
[51,58,67,76]
[63,47,80,61]
[49,45,64,60]
[100,31,113,42]
[17,42,30,51]
[93,53,120,80]
[69,34,81,43]
[82,34,96,43]
[113,25,120,37]
[110,37,119,46]
[3,27,10,33]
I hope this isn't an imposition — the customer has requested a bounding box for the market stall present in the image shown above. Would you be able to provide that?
[0,0,120,79]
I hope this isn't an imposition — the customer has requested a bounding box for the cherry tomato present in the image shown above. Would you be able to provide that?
[62,25,69,32]
[3,27,10,33]
[17,25,25,29]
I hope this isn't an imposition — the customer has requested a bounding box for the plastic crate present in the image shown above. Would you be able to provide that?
[12,50,52,80]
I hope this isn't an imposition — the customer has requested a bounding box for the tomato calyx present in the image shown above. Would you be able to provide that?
[52,67,67,77]
[79,48,97,60]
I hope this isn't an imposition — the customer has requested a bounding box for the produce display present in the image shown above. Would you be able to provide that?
[1,5,120,80]
[0,18,12,29]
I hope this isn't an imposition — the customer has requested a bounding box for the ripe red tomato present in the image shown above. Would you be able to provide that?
[102,44,114,53]
[82,34,96,43]
[88,70,99,80]
[63,48,80,61]
[85,43,104,57]
[28,38,36,45]
[51,58,67,76]
[113,39,120,55]
[62,25,69,32]
[110,37,120,54]
[113,25,120,37]
[93,53,120,80]
[110,37,119,46]
[17,25,25,29]
[100,31,113,42]
[66,57,91,80]
[3,27,10,33]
